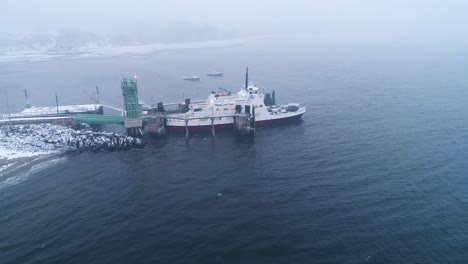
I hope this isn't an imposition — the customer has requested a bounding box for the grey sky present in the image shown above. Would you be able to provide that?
[2,0,468,41]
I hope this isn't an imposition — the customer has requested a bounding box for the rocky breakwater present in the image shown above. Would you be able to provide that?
[0,124,144,155]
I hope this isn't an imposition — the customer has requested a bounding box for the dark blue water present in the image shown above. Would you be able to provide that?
[2,36,468,263]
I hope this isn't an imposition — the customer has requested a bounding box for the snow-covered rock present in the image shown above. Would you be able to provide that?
[0,124,143,159]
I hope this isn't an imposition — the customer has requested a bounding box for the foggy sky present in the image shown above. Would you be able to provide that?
[2,0,468,42]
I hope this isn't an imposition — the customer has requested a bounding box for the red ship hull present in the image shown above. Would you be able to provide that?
[165,113,303,132]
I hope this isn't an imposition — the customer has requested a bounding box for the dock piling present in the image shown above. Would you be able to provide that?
[211,117,216,138]
[185,119,189,140]
[234,105,256,135]
[251,106,256,134]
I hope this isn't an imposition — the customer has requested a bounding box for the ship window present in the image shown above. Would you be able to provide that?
[260,105,263,108]
[194,108,202,112]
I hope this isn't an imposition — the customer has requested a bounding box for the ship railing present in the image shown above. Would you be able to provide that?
[164,113,239,121]
[188,100,206,104]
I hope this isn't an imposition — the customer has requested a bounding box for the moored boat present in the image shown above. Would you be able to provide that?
[206,71,223,77]
[182,75,200,81]
[158,68,306,132]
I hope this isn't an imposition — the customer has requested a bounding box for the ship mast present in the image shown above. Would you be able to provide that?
[245,67,249,89]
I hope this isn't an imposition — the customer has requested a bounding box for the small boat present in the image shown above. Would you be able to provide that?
[183,75,200,81]
[206,71,223,77]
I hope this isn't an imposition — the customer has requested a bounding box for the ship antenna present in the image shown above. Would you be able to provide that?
[245,67,249,89]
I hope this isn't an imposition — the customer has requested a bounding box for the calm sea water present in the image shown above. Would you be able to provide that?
[2,36,468,263]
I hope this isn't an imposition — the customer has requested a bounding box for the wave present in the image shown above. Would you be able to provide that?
[0,157,66,190]
[0,163,15,173]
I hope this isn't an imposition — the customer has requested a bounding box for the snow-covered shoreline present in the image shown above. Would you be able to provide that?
[0,146,53,161]
[0,136,57,178]
[0,37,259,64]
[0,124,144,187]
[0,154,66,190]
[0,123,143,170]
[0,124,143,155]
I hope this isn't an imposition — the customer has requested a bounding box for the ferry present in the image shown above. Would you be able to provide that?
[164,68,306,132]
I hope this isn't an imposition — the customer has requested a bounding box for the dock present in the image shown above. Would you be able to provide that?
[0,76,258,139]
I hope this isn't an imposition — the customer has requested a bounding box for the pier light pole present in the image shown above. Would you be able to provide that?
[96,86,100,104]
[55,92,59,114]
[22,89,30,108]
[4,90,11,122]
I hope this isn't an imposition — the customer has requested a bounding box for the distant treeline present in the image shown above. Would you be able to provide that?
[0,22,239,51]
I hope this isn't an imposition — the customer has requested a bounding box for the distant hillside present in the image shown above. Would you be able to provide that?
[0,23,239,52]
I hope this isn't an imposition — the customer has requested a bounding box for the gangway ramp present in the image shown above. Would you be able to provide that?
[102,104,124,114]
[74,114,124,125]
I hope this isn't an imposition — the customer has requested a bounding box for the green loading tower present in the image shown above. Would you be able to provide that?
[121,77,143,137]
[121,77,139,118]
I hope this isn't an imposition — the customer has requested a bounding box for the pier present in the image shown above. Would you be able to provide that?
[1,71,295,138]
